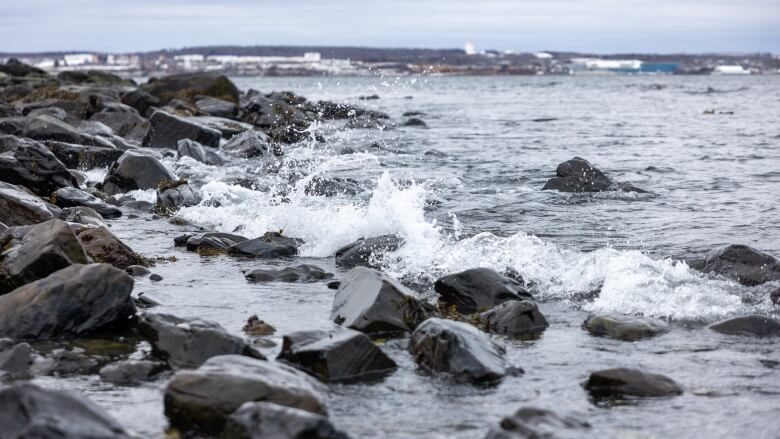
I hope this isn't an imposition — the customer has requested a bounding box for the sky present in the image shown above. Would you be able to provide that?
[2,0,779,54]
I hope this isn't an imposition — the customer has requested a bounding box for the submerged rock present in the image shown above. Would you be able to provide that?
[76,226,147,269]
[434,267,533,314]
[228,231,301,258]
[142,110,222,148]
[485,407,592,439]
[138,312,263,368]
[245,264,334,283]
[53,187,122,218]
[99,359,167,384]
[243,315,276,336]
[403,117,427,127]
[177,138,225,165]
[165,355,326,436]
[225,402,350,439]
[479,301,549,337]
[542,157,646,193]
[101,149,174,195]
[334,235,404,269]
[331,267,433,335]
[583,313,669,341]
[708,315,780,337]
[696,244,780,286]
[584,368,683,399]
[304,176,363,197]
[185,232,248,253]
[0,182,54,226]
[409,318,515,384]
[278,328,397,383]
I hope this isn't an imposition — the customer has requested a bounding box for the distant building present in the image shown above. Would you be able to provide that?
[569,58,643,74]
[64,53,97,66]
[534,52,553,60]
[464,42,477,56]
[713,65,750,75]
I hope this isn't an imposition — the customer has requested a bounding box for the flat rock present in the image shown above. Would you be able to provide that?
[61,205,108,227]
[225,401,349,439]
[485,407,593,439]
[246,264,334,283]
[101,149,175,195]
[76,226,147,269]
[228,231,301,258]
[45,140,124,169]
[708,315,780,337]
[542,157,646,193]
[583,313,669,341]
[585,368,683,399]
[185,232,248,252]
[0,182,54,226]
[53,187,122,218]
[334,235,404,269]
[697,244,780,286]
[99,359,167,384]
[435,267,533,314]
[142,110,222,148]
[479,301,549,337]
[22,114,114,147]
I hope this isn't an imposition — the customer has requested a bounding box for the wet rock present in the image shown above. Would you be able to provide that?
[0,58,49,78]
[22,114,114,147]
[0,219,89,294]
[697,244,780,286]
[479,301,549,337]
[330,267,433,335]
[0,182,55,226]
[121,88,160,117]
[126,265,151,276]
[185,232,248,253]
[90,102,151,143]
[771,288,780,305]
[0,139,77,196]
[485,407,592,439]
[434,267,533,314]
[45,140,124,169]
[334,234,404,269]
[142,110,222,148]
[409,318,515,384]
[228,231,301,258]
[189,115,254,138]
[53,187,122,218]
[327,281,340,290]
[315,100,389,120]
[142,72,240,106]
[101,149,175,195]
[225,401,350,439]
[99,359,167,384]
[41,348,101,375]
[0,338,32,378]
[60,206,107,229]
[156,180,201,212]
[58,70,134,86]
[135,292,161,308]
[76,226,147,269]
[424,149,447,158]
[177,138,225,165]
[0,383,132,438]
[583,313,669,341]
[221,129,278,158]
[241,94,310,144]
[164,355,326,436]
[542,157,646,193]
[0,263,135,340]
[345,115,390,130]
[708,315,780,337]
[403,117,427,127]
[304,176,363,197]
[279,328,397,383]
[195,96,238,118]
[137,312,263,368]
[149,273,163,282]
[243,315,276,336]
[246,264,334,283]
[585,368,683,399]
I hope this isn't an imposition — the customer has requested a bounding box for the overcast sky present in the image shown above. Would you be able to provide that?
[2,0,778,53]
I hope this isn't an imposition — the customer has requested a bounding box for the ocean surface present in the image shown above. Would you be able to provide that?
[36,75,780,438]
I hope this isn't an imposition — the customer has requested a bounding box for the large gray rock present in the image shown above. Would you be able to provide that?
[246,264,333,283]
[142,110,222,148]
[195,96,238,118]
[278,328,397,383]
[584,368,683,399]
[409,318,516,384]
[542,157,646,193]
[76,226,147,270]
[0,338,33,378]
[0,219,89,294]
[101,149,174,195]
[227,232,301,258]
[141,72,240,105]
[0,263,135,340]
[583,313,669,341]
[0,182,54,226]
[99,359,167,384]
[138,312,264,368]
[225,402,349,439]
[45,140,124,169]
[485,407,593,439]
[695,244,780,286]
[165,355,326,436]
[0,383,132,438]
[221,130,277,158]
[121,88,160,117]
[184,232,248,253]
[89,102,150,143]
[330,267,432,335]
[22,114,114,147]
[708,315,780,337]
[334,235,403,269]
[434,267,533,314]
[177,138,225,165]
[479,301,549,337]
[53,187,122,218]
[0,138,77,196]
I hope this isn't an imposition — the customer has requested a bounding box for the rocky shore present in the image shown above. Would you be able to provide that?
[0,59,779,438]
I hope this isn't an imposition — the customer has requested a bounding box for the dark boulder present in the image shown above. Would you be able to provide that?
[142,72,240,105]
[90,102,151,143]
[121,88,159,117]
[434,267,533,314]
[156,180,201,212]
[696,244,780,286]
[0,59,48,77]
[584,368,683,399]
[22,114,114,147]
[58,70,134,86]
[278,328,397,383]
[708,315,780,337]
[227,231,301,258]
[53,187,122,218]
[334,235,404,269]
[0,182,54,226]
[45,140,124,169]
[99,359,167,384]
[0,263,135,340]
[409,318,515,384]
[76,226,147,269]
[403,117,427,127]
[771,288,780,305]
[0,139,77,196]
[164,355,326,436]
[246,264,333,283]
[225,401,349,439]
[344,115,391,130]
[330,267,433,335]
[0,383,132,438]
[101,149,174,195]
[485,407,592,439]
[542,157,646,193]
[195,96,238,118]
[221,129,278,158]
[185,232,248,253]
[583,313,669,341]
[137,312,263,368]
[142,110,222,148]
[241,95,310,144]
[479,301,549,337]
[177,138,225,165]
[314,100,389,120]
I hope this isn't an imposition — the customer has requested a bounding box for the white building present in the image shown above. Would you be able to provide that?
[713,65,750,75]
[464,42,477,56]
[535,52,553,60]
[64,53,97,66]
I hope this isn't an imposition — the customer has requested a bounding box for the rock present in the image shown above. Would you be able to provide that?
[278,328,397,383]
[221,129,278,158]
[314,100,389,120]
[142,110,222,148]
[0,219,89,294]
[0,339,32,378]
[334,235,404,269]
[121,88,160,117]
[479,301,549,337]
[137,312,263,368]
[345,115,390,130]
[225,401,349,439]
[0,58,49,77]
[327,281,340,290]
[0,182,54,226]
[156,180,200,213]
[164,355,326,436]
[142,72,240,105]
[99,359,167,384]
[76,226,147,269]
[246,264,334,283]
[771,288,780,305]
[241,95,310,144]
[243,315,276,336]
[195,96,238,118]
[403,117,427,127]
[409,318,515,384]
[22,114,114,147]
[186,232,248,253]
[149,273,163,282]
[58,70,134,86]
[330,267,432,335]
[53,187,122,218]
[696,244,780,286]
[584,368,683,399]
[434,267,533,314]
[0,383,132,438]
[583,313,669,341]
[90,102,151,143]
[0,263,135,340]
[228,231,301,258]
[177,138,225,165]
[40,348,101,375]
[542,157,646,193]
[101,149,175,195]
[485,407,592,439]
[304,176,363,197]
[126,265,151,276]
[708,315,780,337]
[45,140,124,169]
[0,139,77,196]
